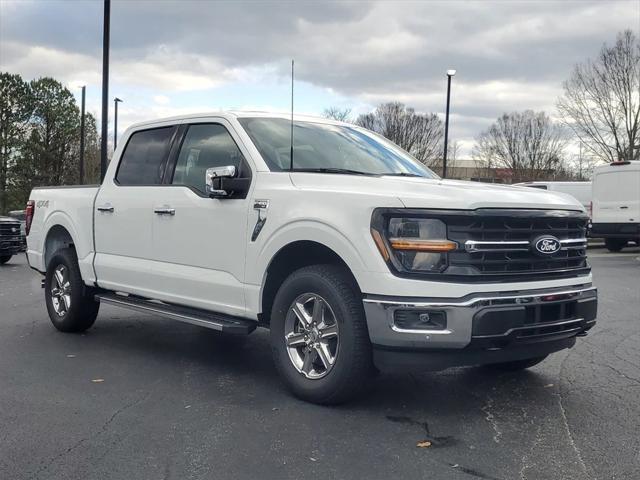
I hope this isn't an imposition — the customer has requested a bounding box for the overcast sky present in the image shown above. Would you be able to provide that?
[1,0,638,156]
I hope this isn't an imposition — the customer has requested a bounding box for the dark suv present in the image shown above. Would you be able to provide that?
[0,216,24,264]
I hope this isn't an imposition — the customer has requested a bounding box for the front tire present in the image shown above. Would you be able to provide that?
[605,238,627,252]
[0,255,12,264]
[45,248,99,333]
[270,264,373,405]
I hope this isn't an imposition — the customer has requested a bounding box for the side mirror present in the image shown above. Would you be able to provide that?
[206,165,237,198]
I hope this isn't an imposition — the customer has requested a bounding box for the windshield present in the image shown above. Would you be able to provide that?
[238,117,438,178]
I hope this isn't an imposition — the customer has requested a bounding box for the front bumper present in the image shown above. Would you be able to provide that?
[0,237,23,255]
[590,222,640,239]
[363,284,597,371]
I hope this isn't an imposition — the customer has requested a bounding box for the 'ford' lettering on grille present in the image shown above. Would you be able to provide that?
[535,236,561,255]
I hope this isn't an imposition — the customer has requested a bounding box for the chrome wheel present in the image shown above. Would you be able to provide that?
[50,264,71,317]
[284,293,339,379]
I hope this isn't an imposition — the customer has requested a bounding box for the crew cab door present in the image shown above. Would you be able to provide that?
[94,126,178,293]
[148,121,254,317]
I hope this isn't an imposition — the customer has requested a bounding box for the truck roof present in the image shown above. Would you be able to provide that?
[126,110,352,131]
[594,160,640,174]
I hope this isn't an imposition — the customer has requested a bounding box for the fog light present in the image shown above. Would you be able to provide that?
[394,310,447,330]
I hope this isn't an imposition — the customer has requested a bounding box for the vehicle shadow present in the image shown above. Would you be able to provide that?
[76,311,555,413]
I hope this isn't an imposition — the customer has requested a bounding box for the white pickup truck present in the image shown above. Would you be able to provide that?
[25,112,597,404]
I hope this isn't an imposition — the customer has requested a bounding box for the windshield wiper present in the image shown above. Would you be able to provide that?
[292,168,373,176]
[383,172,424,177]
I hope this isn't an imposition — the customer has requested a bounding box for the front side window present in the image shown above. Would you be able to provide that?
[172,124,246,194]
[116,127,175,185]
[237,117,437,178]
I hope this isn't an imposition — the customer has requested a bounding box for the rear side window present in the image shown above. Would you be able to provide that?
[116,127,175,185]
[171,124,245,194]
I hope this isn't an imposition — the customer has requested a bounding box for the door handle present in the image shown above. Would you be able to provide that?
[97,205,114,213]
[154,207,176,216]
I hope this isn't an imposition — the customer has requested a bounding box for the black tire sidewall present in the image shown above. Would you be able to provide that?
[44,248,98,332]
[605,238,626,252]
[270,265,370,403]
[0,255,11,264]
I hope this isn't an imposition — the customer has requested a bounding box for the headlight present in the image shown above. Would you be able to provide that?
[371,212,457,273]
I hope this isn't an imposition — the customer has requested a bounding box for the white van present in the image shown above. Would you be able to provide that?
[514,181,591,212]
[591,161,640,252]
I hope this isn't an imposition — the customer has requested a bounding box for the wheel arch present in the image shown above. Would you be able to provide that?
[39,209,94,281]
[259,240,361,326]
[43,224,76,269]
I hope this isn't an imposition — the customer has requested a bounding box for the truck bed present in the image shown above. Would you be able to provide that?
[26,185,100,280]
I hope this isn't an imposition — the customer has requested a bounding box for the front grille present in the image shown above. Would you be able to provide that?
[0,222,21,237]
[446,210,589,281]
[0,222,23,252]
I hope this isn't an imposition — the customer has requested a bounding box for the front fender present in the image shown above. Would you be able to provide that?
[254,219,371,288]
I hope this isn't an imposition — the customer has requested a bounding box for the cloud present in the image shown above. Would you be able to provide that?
[1,0,637,156]
[153,95,170,105]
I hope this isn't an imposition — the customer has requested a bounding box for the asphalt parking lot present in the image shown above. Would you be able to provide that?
[1,250,639,480]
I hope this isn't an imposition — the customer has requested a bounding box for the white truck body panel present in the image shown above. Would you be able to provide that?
[27,186,99,282]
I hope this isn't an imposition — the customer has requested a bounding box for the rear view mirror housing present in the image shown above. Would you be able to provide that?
[205,165,250,199]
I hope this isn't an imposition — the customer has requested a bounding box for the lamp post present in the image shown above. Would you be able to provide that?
[442,69,456,178]
[79,85,86,184]
[100,0,110,181]
[113,97,123,149]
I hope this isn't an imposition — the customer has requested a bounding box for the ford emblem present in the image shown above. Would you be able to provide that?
[11,227,17,233]
[534,236,561,255]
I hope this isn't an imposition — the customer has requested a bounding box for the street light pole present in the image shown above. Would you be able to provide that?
[100,0,110,181]
[114,97,123,149]
[79,85,86,184]
[442,69,456,179]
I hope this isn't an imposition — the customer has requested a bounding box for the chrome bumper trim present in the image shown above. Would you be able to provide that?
[363,286,597,309]
[390,324,453,335]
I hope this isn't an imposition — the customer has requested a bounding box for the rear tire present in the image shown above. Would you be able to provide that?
[485,355,548,371]
[605,238,627,252]
[0,255,12,264]
[270,264,373,405]
[45,248,99,333]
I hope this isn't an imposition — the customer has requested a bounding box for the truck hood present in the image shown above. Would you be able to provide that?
[289,174,584,211]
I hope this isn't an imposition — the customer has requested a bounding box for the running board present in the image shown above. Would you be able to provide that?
[95,293,257,335]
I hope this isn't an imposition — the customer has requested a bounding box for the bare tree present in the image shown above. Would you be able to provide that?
[355,102,443,167]
[472,110,568,181]
[557,30,640,162]
[447,140,461,169]
[562,143,600,181]
[322,107,352,122]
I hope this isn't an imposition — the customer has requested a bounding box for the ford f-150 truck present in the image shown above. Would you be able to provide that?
[0,215,24,264]
[25,112,597,404]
